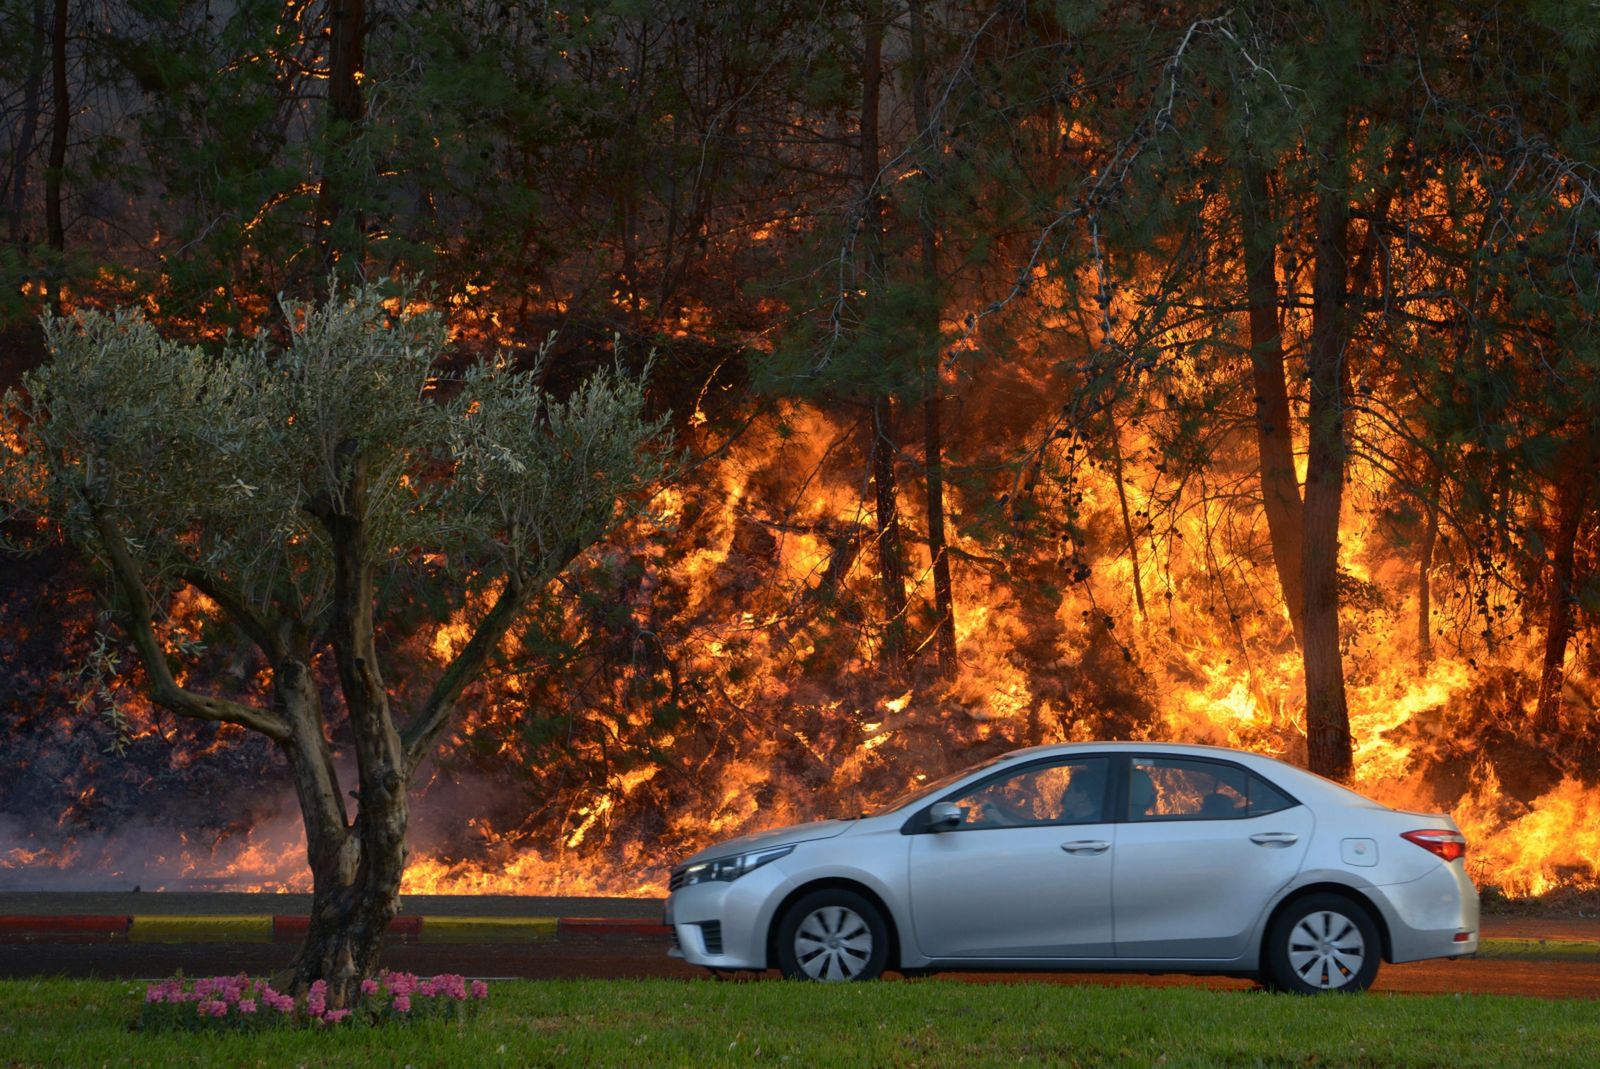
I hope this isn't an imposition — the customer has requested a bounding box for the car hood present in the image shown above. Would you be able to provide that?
[678,819,855,866]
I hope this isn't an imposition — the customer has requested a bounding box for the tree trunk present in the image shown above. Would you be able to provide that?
[44,0,67,307]
[6,0,47,246]
[271,656,396,1008]
[289,859,400,1009]
[860,0,907,672]
[1417,496,1437,667]
[288,452,413,1005]
[1302,170,1354,782]
[909,0,957,678]
[273,624,409,1007]
[922,392,958,675]
[287,754,406,1009]
[871,395,909,669]
[1534,438,1596,735]
[316,0,368,275]
[1239,159,1306,647]
[1109,421,1147,624]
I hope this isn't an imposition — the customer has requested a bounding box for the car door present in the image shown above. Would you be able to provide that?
[907,755,1116,958]
[1112,754,1312,960]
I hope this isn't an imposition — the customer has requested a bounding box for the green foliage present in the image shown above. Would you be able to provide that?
[97,1,323,317]
[445,339,669,577]
[1,280,669,689]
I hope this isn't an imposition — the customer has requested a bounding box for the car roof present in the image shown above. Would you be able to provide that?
[995,740,1292,762]
[994,740,1281,761]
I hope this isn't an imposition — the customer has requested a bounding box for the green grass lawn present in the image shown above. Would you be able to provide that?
[3,977,1597,1068]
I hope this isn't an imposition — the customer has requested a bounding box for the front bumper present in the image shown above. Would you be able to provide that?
[664,861,793,970]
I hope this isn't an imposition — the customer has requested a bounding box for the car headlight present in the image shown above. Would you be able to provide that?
[678,844,794,886]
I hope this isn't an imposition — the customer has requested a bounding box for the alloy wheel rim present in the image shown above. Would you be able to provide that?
[794,905,873,980]
[1286,909,1366,990]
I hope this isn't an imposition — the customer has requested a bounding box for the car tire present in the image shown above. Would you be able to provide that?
[774,889,890,982]
[1262,893,1381,994]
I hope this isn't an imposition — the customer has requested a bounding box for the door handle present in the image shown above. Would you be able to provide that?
[1250,832,1300,847]
[1061,840,1110,855]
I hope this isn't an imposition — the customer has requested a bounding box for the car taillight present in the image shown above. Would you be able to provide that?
[1401,829,1467,862]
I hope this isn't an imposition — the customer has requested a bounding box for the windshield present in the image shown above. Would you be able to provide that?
[864,753,1014,816]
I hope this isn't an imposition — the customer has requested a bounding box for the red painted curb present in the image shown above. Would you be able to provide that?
[0,915,130,941]
[271,915,424,942]
[557,917,671,937]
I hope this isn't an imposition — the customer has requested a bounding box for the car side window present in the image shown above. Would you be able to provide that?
[946,757,1111,829]
[1246,773,1296,816]
[1128,758,1251,821]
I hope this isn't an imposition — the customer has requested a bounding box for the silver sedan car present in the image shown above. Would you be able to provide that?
[665,742,1478,993]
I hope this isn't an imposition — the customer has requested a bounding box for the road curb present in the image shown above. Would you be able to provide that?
[0,913,667,944]
[0,915,130,942]
[129,915,274,944]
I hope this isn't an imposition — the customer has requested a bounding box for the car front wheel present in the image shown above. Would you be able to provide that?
[1263,893,1381,994]
[774,889,889,982]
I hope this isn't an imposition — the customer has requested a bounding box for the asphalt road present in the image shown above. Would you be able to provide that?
[2,894,1595,998]
[4,936,1598,998]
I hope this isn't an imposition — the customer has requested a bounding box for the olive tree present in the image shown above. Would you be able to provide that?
[0,283,668,1003]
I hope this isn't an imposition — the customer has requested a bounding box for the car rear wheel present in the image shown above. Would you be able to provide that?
[1263,893,1381,994]
[774,889,889,982]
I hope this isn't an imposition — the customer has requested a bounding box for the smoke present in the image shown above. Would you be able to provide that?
[0,807,308,892]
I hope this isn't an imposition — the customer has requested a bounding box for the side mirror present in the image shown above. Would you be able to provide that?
[926,801,964,832]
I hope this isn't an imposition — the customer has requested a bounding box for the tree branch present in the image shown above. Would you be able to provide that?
[87,501,290,742]
[169,563,285,662]
[401,571,527,776]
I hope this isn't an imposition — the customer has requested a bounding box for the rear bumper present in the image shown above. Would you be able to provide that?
[1375,860,1480,963]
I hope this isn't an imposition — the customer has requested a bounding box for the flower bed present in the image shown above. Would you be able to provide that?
[140,972,489,1031]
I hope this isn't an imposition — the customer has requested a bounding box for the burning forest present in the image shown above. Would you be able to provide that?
[2,1,1599,913]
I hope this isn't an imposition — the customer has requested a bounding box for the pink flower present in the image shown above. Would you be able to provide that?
[433,974,467,1000]
[360,978,379,997]
[238,999,257,1015]
[323,1009,351,1024]
[392,994,411,1014]
[306,984,327,1016]
[470,980,488,1000]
